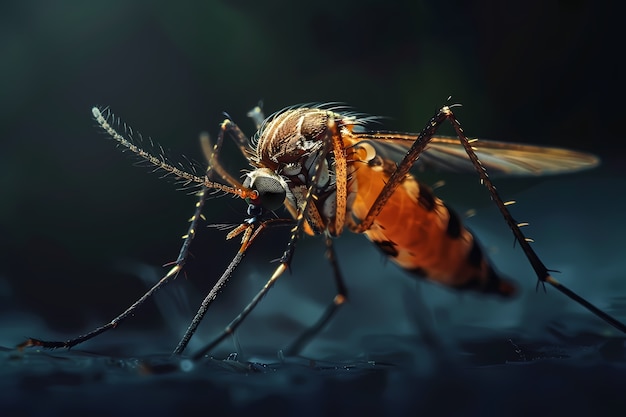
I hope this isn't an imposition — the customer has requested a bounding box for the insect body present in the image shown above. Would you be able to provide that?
[19,103,624,359]
[252,107,515,296]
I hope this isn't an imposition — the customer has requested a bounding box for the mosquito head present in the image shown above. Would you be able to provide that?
[243,168,289,214]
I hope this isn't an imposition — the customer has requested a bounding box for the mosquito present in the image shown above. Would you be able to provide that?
[18,102,625,360]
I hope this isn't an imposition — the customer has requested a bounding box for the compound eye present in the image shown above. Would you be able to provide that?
[243,175,286,211]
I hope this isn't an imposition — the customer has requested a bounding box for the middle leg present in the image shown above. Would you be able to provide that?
[284,235,348,356]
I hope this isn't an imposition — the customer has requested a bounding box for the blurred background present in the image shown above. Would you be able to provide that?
[1,0,625,360]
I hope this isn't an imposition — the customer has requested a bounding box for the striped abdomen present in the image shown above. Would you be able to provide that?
[346,140,516,297]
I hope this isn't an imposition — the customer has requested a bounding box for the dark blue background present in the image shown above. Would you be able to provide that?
[1,1,625,416]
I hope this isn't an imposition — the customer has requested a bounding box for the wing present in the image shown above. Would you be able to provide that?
[353,133,600,177]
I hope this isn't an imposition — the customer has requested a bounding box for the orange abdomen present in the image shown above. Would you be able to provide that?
[346,143,515,297]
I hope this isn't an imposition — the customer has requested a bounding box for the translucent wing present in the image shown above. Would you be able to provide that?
[353,133,600,177]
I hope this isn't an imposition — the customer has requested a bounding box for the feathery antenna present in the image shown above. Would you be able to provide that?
[91,107,255,200]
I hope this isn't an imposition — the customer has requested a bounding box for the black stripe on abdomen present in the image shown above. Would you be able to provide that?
[443,203,462,239]
[373,240,399,258]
